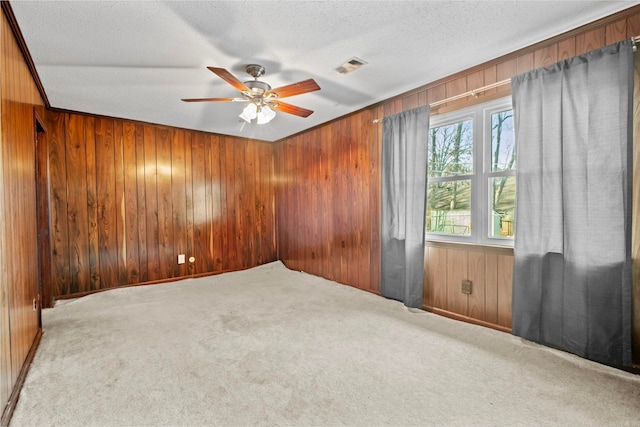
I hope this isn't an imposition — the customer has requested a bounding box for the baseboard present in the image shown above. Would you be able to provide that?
[423,306,512,334]
[1,328,43,427]
[53,265,255,302]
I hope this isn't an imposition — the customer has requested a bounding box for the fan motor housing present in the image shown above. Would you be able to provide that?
[244,80,271,95]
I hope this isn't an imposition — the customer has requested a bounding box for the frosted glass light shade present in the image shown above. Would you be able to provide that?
[239,103,257,122]
[256,105,276,124]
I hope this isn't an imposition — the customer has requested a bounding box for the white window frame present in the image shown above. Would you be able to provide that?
[426,96,514,247]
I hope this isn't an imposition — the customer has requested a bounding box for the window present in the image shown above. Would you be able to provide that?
[426,97,515,245]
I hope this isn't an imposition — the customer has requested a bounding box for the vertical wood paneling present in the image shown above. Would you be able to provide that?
[423,245,512,330]
[308,131,319,275]
[143,125,160,281]
[496,59,517,81]
[606,18,627,44]
[427,84,445,105]
[558,38,576,61]
[446,249,468,314]
[0,14,10,406]
[516,52,534,74]
[171,130,187,278]
[534,45,558,68]
[467,251,485,320]
[85,117,100,290]
[209,135,221,271]
[330,123,342,279]
[134,123,147,283]
[184,132,194,276]
[427,247,447,309]
[356,112,371,291]
[95,118,118,287]
[156,127,173,280]
[65,114,90,294]
[234,139,248,268]
[0,8,44,415]
[191,132,207,275]
[575,28,606,56]
[484,253,499,325]
[466,70,484,101]
[48,112,69,296]
[45,116,276,297]
[224,137,238,270]
[123,122,140,284]
[320,124,334,281]
[483,65,497,96]
[113,121,126,286]
[122,123,140,284]
[497,254,513,328]
[627,14,640,37]
[369,107,382,293]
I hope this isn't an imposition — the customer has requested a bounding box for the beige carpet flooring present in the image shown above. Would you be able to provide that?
[9,261,640,426]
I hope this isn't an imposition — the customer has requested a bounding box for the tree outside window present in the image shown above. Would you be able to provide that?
[426,97,516,245]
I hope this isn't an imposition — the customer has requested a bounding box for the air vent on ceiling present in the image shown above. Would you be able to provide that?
[336,57,368,75]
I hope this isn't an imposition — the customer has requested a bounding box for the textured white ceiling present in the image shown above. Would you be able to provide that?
[9,1,639,142]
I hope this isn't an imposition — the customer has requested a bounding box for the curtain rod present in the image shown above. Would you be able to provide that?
[374,36,640,124]
[372,78,511,123]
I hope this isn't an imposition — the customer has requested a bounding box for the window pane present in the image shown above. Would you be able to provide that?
[426,180,471,236]
[490,110,515,172]
[428,120,473,177]
[490,176,516,238]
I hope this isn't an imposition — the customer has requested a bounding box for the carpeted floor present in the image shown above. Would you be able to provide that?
[9,261,640,426]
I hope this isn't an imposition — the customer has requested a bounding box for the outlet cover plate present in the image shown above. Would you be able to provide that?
[461,280,472,295]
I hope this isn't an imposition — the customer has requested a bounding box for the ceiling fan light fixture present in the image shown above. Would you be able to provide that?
[256,105,276,124]
[239,102,257,122]
[183,64,317,123]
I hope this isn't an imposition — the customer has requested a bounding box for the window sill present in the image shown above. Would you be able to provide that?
[425,239,514,255]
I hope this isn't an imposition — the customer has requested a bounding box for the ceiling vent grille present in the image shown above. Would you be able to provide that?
[336,57,368,75]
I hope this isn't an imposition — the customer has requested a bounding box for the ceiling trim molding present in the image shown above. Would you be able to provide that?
[1,0,50,108]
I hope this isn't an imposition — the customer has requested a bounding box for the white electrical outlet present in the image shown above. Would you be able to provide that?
[177,254,186,264]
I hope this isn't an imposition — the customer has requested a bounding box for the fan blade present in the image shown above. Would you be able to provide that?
[181,97,236,102]
[265,79,320,99]
[207,67,251,93]
[271,101,314,118]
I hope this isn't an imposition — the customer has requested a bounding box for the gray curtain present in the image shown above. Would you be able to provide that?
[511,40,633,367]
[381,105,430,308]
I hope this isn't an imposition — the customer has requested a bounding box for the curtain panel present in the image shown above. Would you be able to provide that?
[381,105,430,308]
[511,40,633,367]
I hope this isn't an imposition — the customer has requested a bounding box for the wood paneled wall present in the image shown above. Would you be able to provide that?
[275,110,380,294]
[45,111,277,300]
[0,9,44,421]
[275,5,640,353]
[424,244,513,331]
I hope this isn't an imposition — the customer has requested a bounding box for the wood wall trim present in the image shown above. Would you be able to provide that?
[0,1,49,108]
[52,265,261,301]
[0,329,41,427]
[424,306,512,334]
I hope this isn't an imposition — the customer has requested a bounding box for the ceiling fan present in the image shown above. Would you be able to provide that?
[182,64,321,124]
